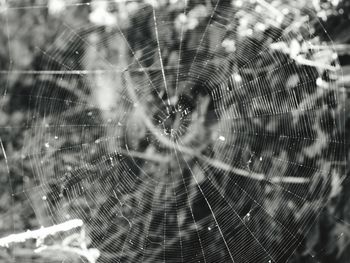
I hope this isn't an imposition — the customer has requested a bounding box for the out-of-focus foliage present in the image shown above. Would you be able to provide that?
[0,0,349,262]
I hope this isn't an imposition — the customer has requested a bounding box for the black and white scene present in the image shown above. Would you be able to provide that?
[0,0,349,262]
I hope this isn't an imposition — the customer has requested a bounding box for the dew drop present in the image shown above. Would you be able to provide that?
[218,136,226,141]
[316,78,323,86]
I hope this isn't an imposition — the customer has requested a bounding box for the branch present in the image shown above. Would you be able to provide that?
[119,147,169,163]
[294,55,339,72]
[196,150,310,184]
[0,219,83,248]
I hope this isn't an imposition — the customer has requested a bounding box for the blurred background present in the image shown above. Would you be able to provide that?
[0,0,349,262]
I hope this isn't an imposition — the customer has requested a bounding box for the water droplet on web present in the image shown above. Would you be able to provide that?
[218,136,226,141]
[44,142,50,148]
[233,73,242,82]
[316,78,323,86]
[42,196,47,201]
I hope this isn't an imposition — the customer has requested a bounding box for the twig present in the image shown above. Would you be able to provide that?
[119,147,170,163]
[295,55,339,72]
[306,44,350,53]
[0,219,83,247]
[196,149,310,184]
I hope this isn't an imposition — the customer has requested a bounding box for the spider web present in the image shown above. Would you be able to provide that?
[0,0,346,262]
